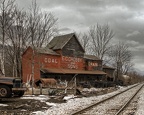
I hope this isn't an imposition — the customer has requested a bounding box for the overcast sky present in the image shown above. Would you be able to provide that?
[16,0,144,74]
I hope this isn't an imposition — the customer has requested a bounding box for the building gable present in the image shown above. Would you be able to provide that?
[47,33,84,53]
[62,35,84,57]
[47,33,73,50]
[22,46,33,59]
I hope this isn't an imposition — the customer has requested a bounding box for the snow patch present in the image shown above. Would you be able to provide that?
[0,104,8,106]
[63,94,77,101]
[21,95,49,101]
[46,102,57,107]
[135,87,144,115]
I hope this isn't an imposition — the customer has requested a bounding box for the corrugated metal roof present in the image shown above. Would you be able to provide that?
[84,55,101,60]
[106,73,113,78]
[41,68,106,75]
[47,33,74,50]
[35,78,57,85]
[36,48,59,55]
[103,65,115,70]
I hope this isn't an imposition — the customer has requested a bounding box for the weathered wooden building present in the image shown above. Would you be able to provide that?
[22,33,110,86]
[103,65,115,81]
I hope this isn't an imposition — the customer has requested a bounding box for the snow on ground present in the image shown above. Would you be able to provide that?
[46,102,57,107]
[63,95,77,101]
[21,95,50,102]
[32,85,137,115]
[135,86,144,115]
[0,104,8,106]
[1,84,143,115]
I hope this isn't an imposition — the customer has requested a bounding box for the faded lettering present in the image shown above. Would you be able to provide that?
[89,62,98,66]
[62,56,82,69]
[44,58,58,64]
[62,56,82,62]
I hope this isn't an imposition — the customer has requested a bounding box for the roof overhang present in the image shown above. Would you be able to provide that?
[41,68,106,75]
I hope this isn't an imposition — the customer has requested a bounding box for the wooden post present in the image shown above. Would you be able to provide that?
[64,80,67,94]
[40,83,42,95]
[74,76,77,95]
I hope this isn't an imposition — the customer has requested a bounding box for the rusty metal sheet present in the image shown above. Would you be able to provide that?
[103,65,115,69]
[41,68,106,75]
[36,47,59,55]
[47,33,74,50]
[41,68,63,73]
[84,54,101,60]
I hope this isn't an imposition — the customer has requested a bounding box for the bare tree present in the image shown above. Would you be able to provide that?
[0,0,16,76]
[26,0,58,94]
[5,8,29,77]
[78,33,90,52]
[122,61,134,75]
[128,71,143,84]
[0,0,58,78]
[89,24,114,60]
[108,42,133,80]
[27,0,58,48]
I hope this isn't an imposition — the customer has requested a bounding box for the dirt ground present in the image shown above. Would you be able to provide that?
[0,87,117,115]
[0,96,69,115]
[0,98,50,115]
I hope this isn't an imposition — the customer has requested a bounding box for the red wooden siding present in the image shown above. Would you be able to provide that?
[22,49,102,82]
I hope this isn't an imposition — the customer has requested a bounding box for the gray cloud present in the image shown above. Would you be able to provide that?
[15,0,144,74]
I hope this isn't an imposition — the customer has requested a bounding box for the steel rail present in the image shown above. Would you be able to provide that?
[71,83,140,115]
[115,83,144,115]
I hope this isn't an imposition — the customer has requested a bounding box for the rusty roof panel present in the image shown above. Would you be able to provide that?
[106,73,113,78]
[47,33,74,50]
[36,48,59,55]
[103,65,115,70]
[39,78,56,84]
[84,55,101,60]
[41,68,63,73]
[41,68,106,75]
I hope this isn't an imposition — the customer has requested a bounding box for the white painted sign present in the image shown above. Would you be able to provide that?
[44,58,58,64]
[89,62,98,66]
[62,56,82,69]
[62,56,82,62]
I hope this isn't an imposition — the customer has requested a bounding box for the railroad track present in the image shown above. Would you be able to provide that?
[71,83,144,115]
[114,83,143,115]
